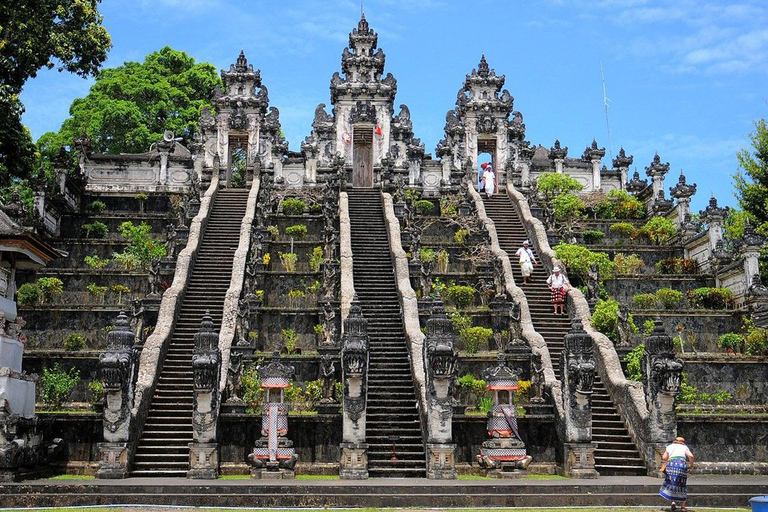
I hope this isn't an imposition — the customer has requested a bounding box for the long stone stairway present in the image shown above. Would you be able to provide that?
[483,193,646,476]
[131,188,249,477]
[346,189,427,478]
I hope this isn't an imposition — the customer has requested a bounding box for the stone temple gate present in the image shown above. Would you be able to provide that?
[3,13,766,484]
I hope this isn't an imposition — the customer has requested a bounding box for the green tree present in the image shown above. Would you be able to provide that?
[0,0,111,183]
[536,172,584,201]
[48,46,220,155]
[734,119,768,233]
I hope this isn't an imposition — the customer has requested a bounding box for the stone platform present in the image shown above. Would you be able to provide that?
[0,475,764,508]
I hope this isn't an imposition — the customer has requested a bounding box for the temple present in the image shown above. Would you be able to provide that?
[0,15,765,486]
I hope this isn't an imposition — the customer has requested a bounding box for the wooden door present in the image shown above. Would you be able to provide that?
[352,127,373,188]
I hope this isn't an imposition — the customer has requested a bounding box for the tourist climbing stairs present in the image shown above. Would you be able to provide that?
[132,188,250,477]
[483,193,645,476]
[346,189,427,478]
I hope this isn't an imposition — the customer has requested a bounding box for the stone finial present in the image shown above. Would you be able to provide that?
[669,170,697,199]
[582,139,606,161]
[699,194,729,222]
[550,139,568,160]
[626,169,648,194]
[645,152,670,177]
[613,147,633,168]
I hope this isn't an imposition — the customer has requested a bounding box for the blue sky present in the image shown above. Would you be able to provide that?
[20,0,768,213]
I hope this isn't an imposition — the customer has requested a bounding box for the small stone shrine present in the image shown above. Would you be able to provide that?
[476,355,532,477]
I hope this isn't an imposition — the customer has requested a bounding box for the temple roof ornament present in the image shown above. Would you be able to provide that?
[739,221,766,249]
[550,140,568,160]
[645,152,670,178]
[653,190,674,212]
[582,139,606,161]
[217,50,268,113]
[669,170,697,199]
[699,194,729,222]
[626,169,648,194]
[331,15,396,104]
[391,104,413,141]
[612,147,633,168]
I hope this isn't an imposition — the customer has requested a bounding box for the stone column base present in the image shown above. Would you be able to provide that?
[251,464,295,480]
[564,442,599,479]
[339,442,368,480]
[96,442,130,479]
[188,442,218,479]
[427,443,457,479]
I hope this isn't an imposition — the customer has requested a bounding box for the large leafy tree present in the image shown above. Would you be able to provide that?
[734,119,768,234]
[0,0,111,184]
[53,47,221,154]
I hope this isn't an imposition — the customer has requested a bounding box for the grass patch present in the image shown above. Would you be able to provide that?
[217,474,251,479]
[295,474,340,480]
[457,474,497,480]
[48,474,96,480]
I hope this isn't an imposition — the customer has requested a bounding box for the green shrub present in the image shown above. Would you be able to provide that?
[656,258,680,274]
[63,333,86,352]
[267,225,279,238]
[414,199,436,215]
[536,172,584,201]
[87,283,107,304]
[285,224,308,240]
[241,364,265,413]
[643,319,655,337]
[581,229,605,244]
[86,200,107,214]
[88,381,104,406]
[308,247,324,272]
[454,228,469,244]
[84,255,111,269]
[624,344,645,382]
[679,258,700,274]
[457,374,487,407]
[281,328,299,354]
[440,196,458,217]
[687,287,733,309]
[610,222,637,237]
[449,312,473,333]
[632,293,658,309]
[553,242,613,282]
[420,248,436,263]
[278,252,298,272]
[444,284,475,309]
[656,288,684,310]
[597,190,646,219]
[552,193,585,220]
[640,217,676,244]
[116,221,166,268]
[711,390,733,405]
[39,363,81,408]
[460,326,492,354]
[744,320,768,356]
[111,284,131,304]
[613,253,644,275]
[38,277,64,304]
[478,396,494,414]
[591,298,637,343]
[16,282,41,305]
[281,198,307,216]
[677,373,698,404]
[717,333,744,352]
[81,221,108,238]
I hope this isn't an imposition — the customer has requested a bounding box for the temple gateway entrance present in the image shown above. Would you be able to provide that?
[352,126,373,188]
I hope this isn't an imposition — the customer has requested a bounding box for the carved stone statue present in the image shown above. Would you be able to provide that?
[617,303,632,348]
[319,354,337,403]
[530,353,545,404]
[543,203,556,231]
[419,258,434,298]
[235,299,250,346]
[225,351,244,402]
[586,263,600,306]
[320,300,338,347]
[164,223,177,260]
[147,258,161,298]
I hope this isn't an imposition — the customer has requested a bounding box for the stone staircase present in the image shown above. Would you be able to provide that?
[131,188,249,477]
[483,193,646,476]
[346,189,427,478]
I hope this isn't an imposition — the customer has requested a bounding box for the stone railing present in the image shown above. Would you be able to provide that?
[505,182,655,473]
[466,183,564,423]
[339,193,355,323]
[130,172,220,459]
[216,178,260,393]
[382,192,429,439]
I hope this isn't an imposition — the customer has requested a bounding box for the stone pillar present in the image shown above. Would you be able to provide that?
[739,224,766,288]
[642,320,683,444]
[550,140,567,174]
[188,311,221,479]
[699,195,729,258]
[246,354,297,479]
[583,140,605,191]
[645,153,669,208]
[669,171,697,225]
[476,355,532,477]
[97,310,139,479]
[560,319,598,478]
[612,147,633,190]
[340,296,369,479]
[423,298,458,479]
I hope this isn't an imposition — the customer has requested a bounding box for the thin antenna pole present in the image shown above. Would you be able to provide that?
[601,60,614,164]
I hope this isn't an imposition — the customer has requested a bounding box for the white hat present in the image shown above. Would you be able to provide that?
[553,266,561,272]
[523,240,529,245]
